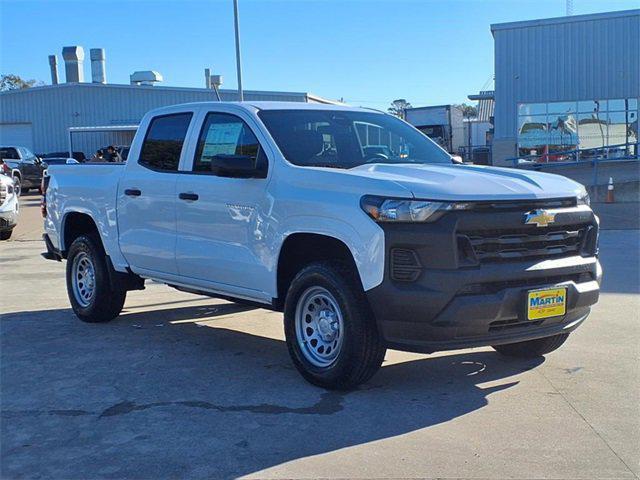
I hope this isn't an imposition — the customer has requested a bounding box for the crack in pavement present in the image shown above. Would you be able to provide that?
[0,392,345,420]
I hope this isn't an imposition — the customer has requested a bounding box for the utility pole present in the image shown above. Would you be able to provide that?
[566,0,574,16]
[233,0,244,101]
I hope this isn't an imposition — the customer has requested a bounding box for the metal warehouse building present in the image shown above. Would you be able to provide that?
[491,9,639,165]
[0,83,333,155]
[0,47,335,155]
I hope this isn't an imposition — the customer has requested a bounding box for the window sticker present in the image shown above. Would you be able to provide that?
[202,122,243,158]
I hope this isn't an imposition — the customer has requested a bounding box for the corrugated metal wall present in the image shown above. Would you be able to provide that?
[0,84,311,154]
[493,10,640,143]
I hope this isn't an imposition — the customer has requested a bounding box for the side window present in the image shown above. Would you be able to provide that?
[139,112,193,172]
[193,113,267,177]
[0,147,20,160]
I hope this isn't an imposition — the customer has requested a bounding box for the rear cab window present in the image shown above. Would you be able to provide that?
[0,148,20,160]
[139,113,193,172]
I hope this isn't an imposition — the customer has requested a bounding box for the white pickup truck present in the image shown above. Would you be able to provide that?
[43,102,601,389]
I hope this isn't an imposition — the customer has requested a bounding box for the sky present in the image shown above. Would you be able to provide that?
[1,0,637,110]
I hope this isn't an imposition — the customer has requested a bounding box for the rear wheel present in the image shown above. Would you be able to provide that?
[66,234,126,322]
[492,333,569,358]
[284,261,386,390]
[0,229,12,241]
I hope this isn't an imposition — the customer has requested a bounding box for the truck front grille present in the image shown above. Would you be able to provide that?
[459,224,591,263]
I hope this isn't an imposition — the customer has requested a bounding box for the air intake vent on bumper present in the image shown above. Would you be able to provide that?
[390,248,422,282]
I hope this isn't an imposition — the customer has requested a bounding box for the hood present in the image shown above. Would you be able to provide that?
[345,163,585,201]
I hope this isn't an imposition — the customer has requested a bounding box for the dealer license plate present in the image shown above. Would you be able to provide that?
[527,287,567,320]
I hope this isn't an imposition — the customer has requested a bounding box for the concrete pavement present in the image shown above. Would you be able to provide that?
[1,193,639,479]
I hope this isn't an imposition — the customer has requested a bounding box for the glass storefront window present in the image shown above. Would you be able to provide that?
[607,99,627,111]
[518,103,546,116]
[548,102,576,115]
[517,98,639,162]
[578,100,597,113]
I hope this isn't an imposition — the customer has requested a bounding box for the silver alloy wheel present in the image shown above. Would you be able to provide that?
[72,252,96,308]
[295,286,345,368]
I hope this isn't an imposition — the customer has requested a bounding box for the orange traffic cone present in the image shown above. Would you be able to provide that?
[606,177,614,203]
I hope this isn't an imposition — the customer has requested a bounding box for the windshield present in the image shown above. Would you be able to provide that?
[258,110,451,168]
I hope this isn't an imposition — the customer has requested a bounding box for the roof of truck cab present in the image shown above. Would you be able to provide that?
[247,101,372,112]
[147,101,377,115]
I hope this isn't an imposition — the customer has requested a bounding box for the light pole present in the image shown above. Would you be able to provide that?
[233,0,244,101]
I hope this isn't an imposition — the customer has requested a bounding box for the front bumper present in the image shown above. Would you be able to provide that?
[366,202,601,353]
[0,210,18,231]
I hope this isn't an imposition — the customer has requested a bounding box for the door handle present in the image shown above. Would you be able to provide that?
[179,192,199,201]
[124,188,142,197]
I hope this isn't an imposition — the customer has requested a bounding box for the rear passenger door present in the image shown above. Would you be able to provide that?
[175,110,272,301]
[117,112,194,277]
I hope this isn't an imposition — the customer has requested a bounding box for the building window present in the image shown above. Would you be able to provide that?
[517,98,638,163]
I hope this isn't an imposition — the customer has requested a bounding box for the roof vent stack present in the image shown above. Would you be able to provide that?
[48,55,59,85]
[130,70,163,86]
[62,46,85,83]
[90,48,107,84]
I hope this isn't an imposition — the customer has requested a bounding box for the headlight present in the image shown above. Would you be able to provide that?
[360,195,469,223]
[577,191,590,206]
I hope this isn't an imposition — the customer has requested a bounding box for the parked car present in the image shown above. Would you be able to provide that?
[0,146,44,196]
[42,102,601,389]
[42,151,87,163]
[0,173,19,240]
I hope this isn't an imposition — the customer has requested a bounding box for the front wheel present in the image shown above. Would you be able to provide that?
[284,262,386,390]
[492,333,569,358]
[0,229,12,240]
[66,234,126,323]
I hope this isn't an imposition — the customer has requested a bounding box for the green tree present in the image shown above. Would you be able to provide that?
[455,103,478,119]
[0,74,44,91]
[388,99,412,119]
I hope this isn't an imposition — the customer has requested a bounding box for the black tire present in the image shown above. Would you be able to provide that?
[492,333,569,358]
[66,234,126,323]
[284,261,386,390]
[22,187,30,194]
[0,229,12,240]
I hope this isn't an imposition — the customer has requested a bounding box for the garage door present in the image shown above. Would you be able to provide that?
[0,124,34,150]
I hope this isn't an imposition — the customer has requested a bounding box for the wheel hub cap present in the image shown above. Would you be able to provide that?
[72,252,96,308]
[294,286,344,368]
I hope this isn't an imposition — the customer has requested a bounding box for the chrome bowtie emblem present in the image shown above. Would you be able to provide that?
[524,209,556,227]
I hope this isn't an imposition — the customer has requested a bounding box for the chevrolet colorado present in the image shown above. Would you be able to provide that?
[43,102,601,389]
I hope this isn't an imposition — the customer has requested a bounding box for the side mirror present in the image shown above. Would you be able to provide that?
[211,155,258,178]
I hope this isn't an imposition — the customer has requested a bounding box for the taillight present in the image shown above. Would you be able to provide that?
[0,162,10,175]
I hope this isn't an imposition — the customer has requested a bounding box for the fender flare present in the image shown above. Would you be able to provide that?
[276,215,385,292]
